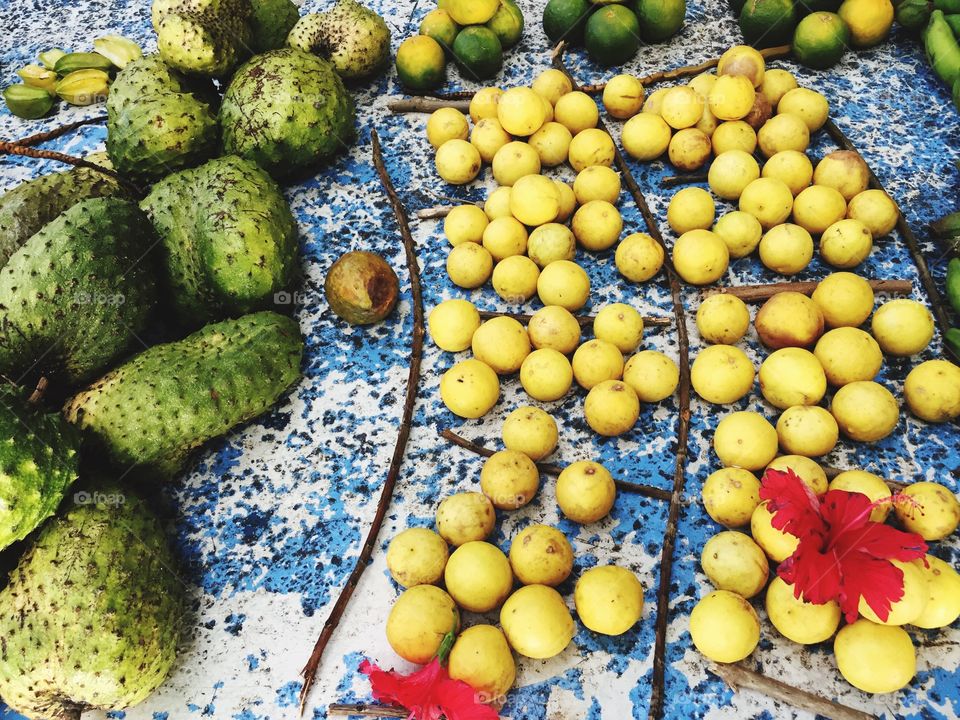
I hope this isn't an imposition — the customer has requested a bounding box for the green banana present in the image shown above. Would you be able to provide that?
[945,13,960,34]
[947,257,960,314]
[925,10,960,86]
[931,208,960,237]
[935,0,960,12]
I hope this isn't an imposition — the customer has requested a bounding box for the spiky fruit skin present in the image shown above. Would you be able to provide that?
[140,155,298,325]
[0,484,184,720]
[0,197,158,387]
[63,311,303,478]
[153,0,254,76]
[0,386,80,551]
[251,0,300,51]
[287,0,391,80]
[220,48,356,177]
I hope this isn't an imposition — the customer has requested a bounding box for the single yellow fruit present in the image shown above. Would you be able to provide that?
[912,554,960,629]
[715,411,778,470]
[717,45,765,87]
[436,139,482,184]
[429,298,481,351]
[593,303,644,353]
[568,128,616,171]
[436,492,496,546]
[572,200,623,251]
[528,121,573,167]
[470,86,504,123]
[509,525,574,586]
[695,103,720,137]
[751,501,799,561]
[661,85,704,129]
[831,380,899,442]
[760,68,798,109]
[427,107,470,149]
[584,380,640,436]
[528,305,581,354]
[484,185,513,220]
[776,405,840,458]
[537,260,590,310]
[503,406,558,461]
[623,350,679,402]
[829,470,892,522]
[572,339,625,389]
[603,73,645,119]
[792,184,847,235]
[446,0,499,24]
[387,585,460,664]
[777,87,830,133]
[820,218,873,268]
[440,359,500,418]
[493,255,540,303]
[758,222,814,275]
[738,177,794,229]
[835,619,915,694]
[707,150,760,201]
[713,210,763,258]
[754,291,825,349]
[668,128,713,171]
[447,242,494,288]
[556,460,616,523]
[847,189,899,238]
[448,625,516,703]
[621,113,672,161]
[492,141,541,186]
[758,347,826,410]
[509,174,561,226]
[811,271,875,328]
[871,299,935,357]
[761,149,813,196]
[472,316,530,374]
[471,117,513,163]
[701,531,769,598]
[520,347,574,401]
[712,120,757,155]
[766,454,828,496]
[905,359,960,423]
[668,186,717,233]
[445,541,513,612]
[555,180,578,222]
[574,165,621,205]
[814,327,883,386]
[497,87,547,137]
[616,232,665,282]
[894,481,960,541]
[708,74,756,121]
[688,71,718,99]
[691,345,755,405]
[696,294,750,345]
[689,590,760,663]
[444,204,489,246]
[532,68,573,105]
[858,558,928,626]
[672,229,730,285]
[482,216,528,261]
[838,0,894,48]
[528,223,576,267]
[575,565,645,635]
[758,112,811,158]
[765,577,841,644]
[386,528,450,587]
[702,467,761,528]
[813,150,869,200]
[642,86,669,114]
[500,584,574,659]
[554,90,599,134]
[481,449,540,509]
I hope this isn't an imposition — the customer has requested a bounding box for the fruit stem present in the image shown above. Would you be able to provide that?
[0,141,141,197]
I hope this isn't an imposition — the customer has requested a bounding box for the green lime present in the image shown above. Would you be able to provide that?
[543,0,593,45]
[793,11,850,68]
[486,0,525,49]
[584,4,641,65]
[634,0,686,41]
[396,35,446,90]
[452,26,503,80]
[739,0,798,48]
[420,9,460,51]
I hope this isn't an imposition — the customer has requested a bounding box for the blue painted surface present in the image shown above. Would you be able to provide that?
[0,0,958,719]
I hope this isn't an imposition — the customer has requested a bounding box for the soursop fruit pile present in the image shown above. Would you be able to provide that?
[287,0,391,81]
[141,155,298,325]
[0,485,184,720]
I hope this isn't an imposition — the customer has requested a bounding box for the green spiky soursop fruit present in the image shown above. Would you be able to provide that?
[0,484,184,720]
[106,55,218,181]
[0,197,158,387]
[251,0,300,51]
[287,0,391,81]
[152,0,253,76]
[140,155,298,325]
[0,386,80,551]
[64,311,303,478]
[219,48,356,177]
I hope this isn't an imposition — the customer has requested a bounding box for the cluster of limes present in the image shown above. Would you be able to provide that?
[382,407,644,702]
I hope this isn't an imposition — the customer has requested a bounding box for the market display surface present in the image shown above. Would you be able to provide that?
[0,0,959,718]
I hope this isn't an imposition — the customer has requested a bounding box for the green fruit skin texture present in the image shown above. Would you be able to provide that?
[585,5,641,65]
[0,163,121,269]
[219,48,356,177]
[925,10,960,86]
[63,311,303,477]
[543,0,592,45]
[250,0,300,51]
[0,386,80,551]
[141,155,298,325]
[634,0,686,42]
[0,485,184,719]
[739,0,798,48]
[0,197,158,386]
[152,0,253,76]
[287,0,392,80]
[453,27,504,80]
[947,257,960,314]
[896,0,932,32]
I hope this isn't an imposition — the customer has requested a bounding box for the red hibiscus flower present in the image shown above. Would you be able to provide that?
[759,468,927,623]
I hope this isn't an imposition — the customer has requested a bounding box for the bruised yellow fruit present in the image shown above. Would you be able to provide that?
[792,184,847,235]
[766,455,828,496]
[444,204,488,246]
[447,242,494,288]
[575,565,645,635]
[820,218,873,269]
[688,72,718,99]
[528,223,575,268]
[834,620,915,694]
[445,541,513,612]
[528,305,581,354]
[448,625,516,703]
[829,470,892,522]
[702,467,761,528]
[554,90,599,134]
[701,531,769,598]
[717,45,766,87]
[520,348,573,402]
[510,174,561,226]
[584,380,640,436]
[858,559,928,626]
[668,128,712,171]
[814,327,883,386]
[603,73,645,119]
[661,85,704,129]
[776,405,839,458]
[556,460,617,523]
[708,150,760,201]
[387,585,460,664]
[766,577,840,645]
[738,177,794,229]
[572,200,622,251]
[498,86,547,136]
[621,113,672,161]
[593,303,644,353]
[484,185,513,220]
[708,74,756,121]
[387,528,450,587]
[482,216,528,261]
[436,139,482,184]
[672,229,730,285]
[429,299,481,351]
[642,86,669,114]
[472,315,530,374]
[532,68,572,105]
[713,210,763,258]
[668,186,716,233]
[757,113,810,158]
[481,449,540,509]
[758,347,826,410]
[568,128,616,171]
[761,68,798,108]
[616,232,665,282]
[751,501,799,561]
[912,555,960,629]
[503,406,558,461]
[831,380,899,442]
[691,345,755,404]
[574,165,621,205]
[715,411,778,471]
[537,260,590,311]
[905,359,960,423]
[528,121,573,167]
[895,481,960,541]
[500,584,574,659]
[470,86,504,123]
[813,150,869,200]
[427,107,470,148]
[440,359,500,418]
[758,223,813,276]
[492,141,541,186]
[696,293,750,345]
[847,189,899,238]
[436,492,496,546]
[509,525,574,586]
[754,291,824,349]
[761,150,813,196]
[871,299,935,357]
[811,271,875,328]
[471,117,513,163]
[573,339,624,390]
[712,120,757,155]
[689,590,760,663]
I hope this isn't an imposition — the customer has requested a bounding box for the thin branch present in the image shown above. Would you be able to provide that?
[662,174,708,187]
[26,377,48,406]
[0,141,140,196]
[387,97,470,114]
[706,279,912,303]
[327,704,408,718]
[477,309,672,328]
[7,115,107,147]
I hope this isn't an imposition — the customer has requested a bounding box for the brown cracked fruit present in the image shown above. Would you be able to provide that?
[325,250,399,325]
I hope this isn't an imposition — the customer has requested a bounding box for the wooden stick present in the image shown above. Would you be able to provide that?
[327,704,408,718]
[712,664,876,720]
[662,174,708,187]
[388,97,471,114]
[477,309,672,328]
[7,115,106,147]
[26,377,48,406]
[705,279,913,303]
[298,129,427,713]
[0,141,140,195]
[441,429,673,502]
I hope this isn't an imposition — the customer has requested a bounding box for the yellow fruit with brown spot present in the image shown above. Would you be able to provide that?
[715,411,778,471]
[575,566,645,636]
[702,467,761,528]
[436,492,496,546]
[689,590,760,663]
[509,524,574,586]
[584,380,640,436]
[691,345,755,405]
[814,327,884,386]
[480,449,540,510]
[448,625,516,703]
[831,380,899,442]
[754,291,824,349]
[905,359,960,423]
[701,531,769,598]
[387,586,460,663]
[758,347,827,410]
[623,350,679,402]
[556,460,616,523]
[776,405,839,458]
[895,481,960,541]
[387,528,450,587]
[672,229,730,285]
[500,584,574,659]
[696,293,750,345]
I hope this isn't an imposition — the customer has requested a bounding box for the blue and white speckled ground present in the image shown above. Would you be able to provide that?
[1,0,958,718]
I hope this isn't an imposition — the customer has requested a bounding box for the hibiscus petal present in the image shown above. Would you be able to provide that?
[838,552,906,624]
[777,543,842,607]
[360,659,446,720]
[434,677,500,720]
[760,468,826,541]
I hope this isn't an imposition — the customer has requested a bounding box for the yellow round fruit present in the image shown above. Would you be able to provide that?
[481,449,540,510]
[603,73,645,119]
[760,68,797,108]
[528,223,575,267]
[858,558,928,626]
[701,531,769,598]
[448,625,516,703]
[765,577,841,645]
[642,86,669,114]
[621,113,672,161]
[572,200,623,251]
[757,114,810,159]
[537,260,590,310]
[695,104,720,137]
[691,345,755,405]
[575,566,644,636]
[584,380,640,436]
[835,619,915,694]
[446,0,498,23]
[766,455,828,496]
[713,210,763,259]
[594,303,644,353]
[708,74,756,121]
[688,71,718,99]
[482,216,528,261]
[497,87,547,137]
[554,90,599,134]
[847,189,899,238]
[912,554,960,629]
[813,150,869,200]
[668,187,717,233]
[838,0,895,48]
[387,585,460,664]
[436,139,482,184]
[751,501,799,561]
[814,327,883,386]
[696,294,750,345]
[440,359,500,418]
[811,271,875,328]
[484,185,513,220]
[470,86,504,123]
[387,528,450,587]
[436,492,496,546]
[503,406,558,461]
[689,590,760,663]
[509,525,574,586]
[718,45,765,87]
[500,584,574,659]
[761,150,813,196]
[520,348,574,402]
[623,350,680,402]
[820,218,873,269]
[829,470,892,522]
[568,128,616,172]
[445,541,513,612]
[905,359,960,423]
[759,347,826,410]
[528,121,573,167]
[661,85,704,129]
[702,467,761,528]
[871,299,935,357]
[444,204,489,246]
[707,150,760,201]
[776,405,839,457]
[492,141,542,186]
[715,411,778,470]
[616,232,665,282]
[831,380,899,442]
[532,68,573,105]
[572,339,625,389]
[429,298,481,352]
[574,165,621,205]
[471,117,513,163]
[510,174,561,226]
[712,120,757,155]
[777,88,829,133]
[493,255,540,303]
[895,481,960,541]
[555,180,577,222]
[738,177,794,229]
[754,291,825,349]
[528,305,581,353]
[792,184,847,235]
[556,460,616,523]
[427,107,470,149]
[758,223,814,275]
[472,316,530,374]
[672,229,730,285]
[668,128,713,171]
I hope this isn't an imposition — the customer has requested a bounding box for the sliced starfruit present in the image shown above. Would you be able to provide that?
[17,64,58,92]
[3,84,54,119]
[93,35,142,69]
[55,69,110,106]
[54,51,114,75]
[38,48,66,70]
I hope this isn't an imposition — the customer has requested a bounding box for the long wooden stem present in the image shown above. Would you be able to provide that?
[662,174,708,187]
[327,704,408,718]
[298,129,426,713]
[388,97,471,114]
[706,279,913,303]
[477,309,672,328]
[7,115,106,147]
[0,141,139,195]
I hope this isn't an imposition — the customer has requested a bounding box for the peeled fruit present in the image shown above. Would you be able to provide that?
[440,359,500,418]
[386,528,450,587]
[427,297,482,349]
[502,406,558,461]
[871,299,935,357]
[755,291,824,349]
[714,411,778,471]
[912,554,960,629]
[509,525,574,586]
[829,470,892,522]
[894,481,960,541]
[776,405,839,458]
[689,590,760,663]
[691,345,755,405]
[696,294,750,345]
[623,350,680,402]
[701,531,769,598]
[758,348,826,410]
[325,251,399,325]
[835,620,915,694]
[702,468,761,528]
[765,577,840,644]
[386,585,460,664]
[556,460,616,523]
[500,584,574,658]
[831,380,899,442]
[751,501,799,562]
[448,625,516,703]
[472,316,530,374]
[814,327,883,386]
[480,449,540,510]
[575,565,645,636]
[436,492,495,546]
[857,560,928,626]
[904,359,960,423]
